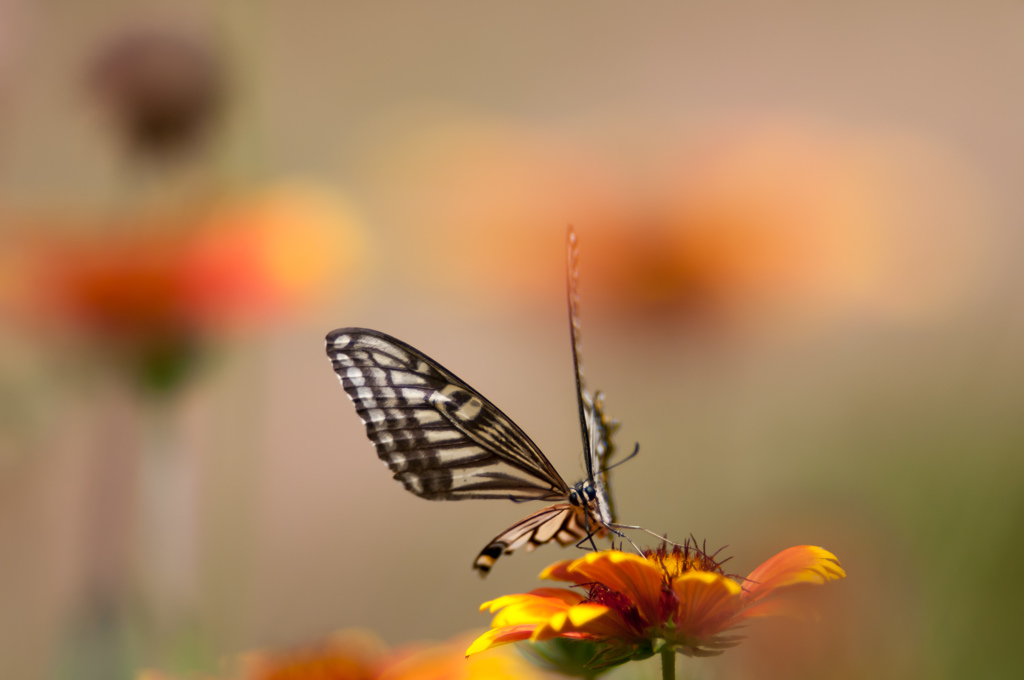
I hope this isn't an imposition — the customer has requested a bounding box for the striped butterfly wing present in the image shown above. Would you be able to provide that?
[326,328,571,502]
[473,503,602,574]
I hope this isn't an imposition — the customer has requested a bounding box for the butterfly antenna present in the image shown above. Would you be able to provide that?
[600,442,640,473]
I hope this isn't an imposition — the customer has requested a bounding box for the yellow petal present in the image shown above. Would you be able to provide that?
[530,603,617,643]
[481,588,582,614]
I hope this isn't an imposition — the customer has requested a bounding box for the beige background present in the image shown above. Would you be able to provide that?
[1,1,1023,679]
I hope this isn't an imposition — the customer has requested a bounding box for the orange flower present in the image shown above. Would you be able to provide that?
[6,183,361,391]
[368,115,990,331]
[20,185,358,336]
[468,542,845,668]
[238,629,387,680]
[377,634,546,680]
[141,630,548,680]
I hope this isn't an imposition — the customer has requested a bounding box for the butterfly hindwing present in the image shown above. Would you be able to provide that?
[327,328,570,502]
[473,503,604,575]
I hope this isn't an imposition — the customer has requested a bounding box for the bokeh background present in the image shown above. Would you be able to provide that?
[2,1,1022,679]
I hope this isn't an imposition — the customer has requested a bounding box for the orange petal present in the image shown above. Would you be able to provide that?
[538,558,577,582]
[742,546,845,605]
[672,572,744,638]
[565,551,665,624]
[466,625,537,656]
[739,597,820,622]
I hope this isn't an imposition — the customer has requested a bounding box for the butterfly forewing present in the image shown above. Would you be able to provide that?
[567,226,617,526]
[327,329,570,502]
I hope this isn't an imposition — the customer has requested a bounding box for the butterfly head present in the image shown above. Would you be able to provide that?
[570,477,614,529]
[568,480,597,508]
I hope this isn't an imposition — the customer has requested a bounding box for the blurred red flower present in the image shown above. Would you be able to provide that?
[4,183,362,390]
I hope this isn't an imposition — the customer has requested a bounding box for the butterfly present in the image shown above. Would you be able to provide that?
[325,227,633,575]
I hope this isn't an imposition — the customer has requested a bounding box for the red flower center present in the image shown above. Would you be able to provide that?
[587,583,648,635]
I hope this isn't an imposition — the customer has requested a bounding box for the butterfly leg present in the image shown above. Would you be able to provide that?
[573,520,644,556]
[578,512,601,552]
[610,522,688,550]
[605,524,644,556]
[575,528,604,552]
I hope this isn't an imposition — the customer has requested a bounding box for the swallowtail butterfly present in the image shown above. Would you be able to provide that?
[326,227,627,575]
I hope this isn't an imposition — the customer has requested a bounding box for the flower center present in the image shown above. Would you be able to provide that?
[587,583,647,635]
[645,541,728,585]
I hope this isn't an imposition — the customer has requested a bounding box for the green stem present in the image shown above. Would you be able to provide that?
[661,646,676,680]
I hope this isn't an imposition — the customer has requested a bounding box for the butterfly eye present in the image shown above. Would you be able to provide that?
[568,488,581,507]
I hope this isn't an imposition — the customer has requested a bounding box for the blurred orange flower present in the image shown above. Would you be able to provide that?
[238,629,387,680]
[468,542,845,669]
[377,634,546,680]
[368,115,990,330]
[141,629,549,680]
[5,183,362,390]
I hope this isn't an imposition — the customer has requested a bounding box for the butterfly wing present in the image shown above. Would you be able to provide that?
[587,390,620,522]
[566,226,616,525]
[326,328,570,502]
[473,503,606,575]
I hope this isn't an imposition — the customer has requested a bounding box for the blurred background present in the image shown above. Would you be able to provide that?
[1,1,1022,679]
